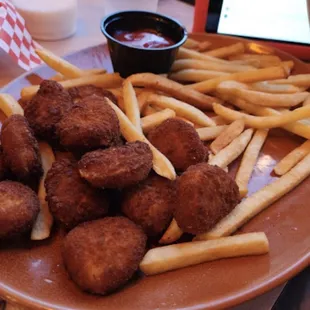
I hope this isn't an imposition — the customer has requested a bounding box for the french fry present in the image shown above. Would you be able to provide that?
[159,219,183,245]
[107,88,123,100]
[177,47,229,64]
[50,68,107,81]
[169,69,228,82]
[208,129,253,169]
[140,232,269,275]
[235,129,269,197]
[210,120,245,154]
[211,115,229,125]
[147,94,215,127]
[31,142,55,240]
[105,98,176,180]
[204,42,245,58]
[183,37,200,50]
[274,140,310,176]
[186,66,288,93]
[137,90,153,112]
[0,94,24,116]
[200,152,310,239]
[36,48,84,78]
[303,94,310,106]
[270,74,310,88]
[228,54,282,67]
[250,81,302,94]
[141,108,176,133]
[171,59,255,73]
[196,125,228,141]
[229,98,310,139]
[197,41,212,52]
[213,103,310,129]
[127,73,219,110]
[143,105,159,116]
[217,80,309,107]
[21,73,123,100]
[123,80,142,132]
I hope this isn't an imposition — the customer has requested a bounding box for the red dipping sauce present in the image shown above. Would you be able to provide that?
[113,29,175,48]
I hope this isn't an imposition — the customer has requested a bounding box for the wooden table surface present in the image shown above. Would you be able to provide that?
[0,0,296,309]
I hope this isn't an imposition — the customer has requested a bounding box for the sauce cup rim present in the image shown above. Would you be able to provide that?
[101,10,188,52]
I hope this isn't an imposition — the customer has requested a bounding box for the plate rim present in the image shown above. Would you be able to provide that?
[0,33,309,310]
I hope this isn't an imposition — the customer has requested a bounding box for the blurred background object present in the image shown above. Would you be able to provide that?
[103,0,159,16]
[11,0,78,41]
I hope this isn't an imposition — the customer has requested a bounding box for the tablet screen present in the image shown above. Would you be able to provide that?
[207,0,310,45]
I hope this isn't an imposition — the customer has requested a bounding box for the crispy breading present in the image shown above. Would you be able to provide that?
[62,217,147,294]
[45,158,109,230]
[148,118,207,171]
[122,174,177,237]
[78,141,152,188]
[0,181,40,239]
[174,163,240,234]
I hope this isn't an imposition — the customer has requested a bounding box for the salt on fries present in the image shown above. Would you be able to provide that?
[210,120,245,154]
[235,129,269,197]
[274,140,310,176]
[204,42,245,58]
[146,94,216,127]
[217,81,309,108]
[169,69,228,82]
[208,129,253,169]
[36,48,85,78]
[140,232,269,275]
[229,98,310,139]
[213,103,310,129]
[127,73,219,110]
[198,152,310,239]
[171,59,255,73]
[31,142,55,240]
[187,66,288,93]
[123,80,142,132]
[105,98,176,180]
[0,94,24,116]
[196,125,228,141]
[159,219,183,245]
[21,73,123,100]
[141,109,176,133]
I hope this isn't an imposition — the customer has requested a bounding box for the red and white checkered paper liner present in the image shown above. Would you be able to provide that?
[0,0,42,71]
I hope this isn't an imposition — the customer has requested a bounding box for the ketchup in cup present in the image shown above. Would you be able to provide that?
[113,29,175,49]
[101,11,187,77]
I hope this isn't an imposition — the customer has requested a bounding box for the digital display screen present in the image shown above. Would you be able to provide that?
[207,0,310,45]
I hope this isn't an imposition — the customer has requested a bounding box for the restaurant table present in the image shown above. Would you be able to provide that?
[0,0,309,309]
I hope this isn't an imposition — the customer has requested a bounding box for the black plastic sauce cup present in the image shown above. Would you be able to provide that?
[101,11,188,78]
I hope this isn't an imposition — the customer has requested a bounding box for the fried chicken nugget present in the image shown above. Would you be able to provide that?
[175,163,240,235]
[24,80,73,141]
[1,115,43,183]
[78,141,153,188]
[68,85,117,104]
[0,181,40,240]
[45,158,109,230]
[57,96,121,153]
[122,174,177,237]
[148,118,207,171]
[0,147,7,181]
[62,217,147,295]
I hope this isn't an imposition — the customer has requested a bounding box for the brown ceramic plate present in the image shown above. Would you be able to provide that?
[1,34,310,310]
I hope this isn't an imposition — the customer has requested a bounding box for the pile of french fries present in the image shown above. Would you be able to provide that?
[2,37,310,276]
